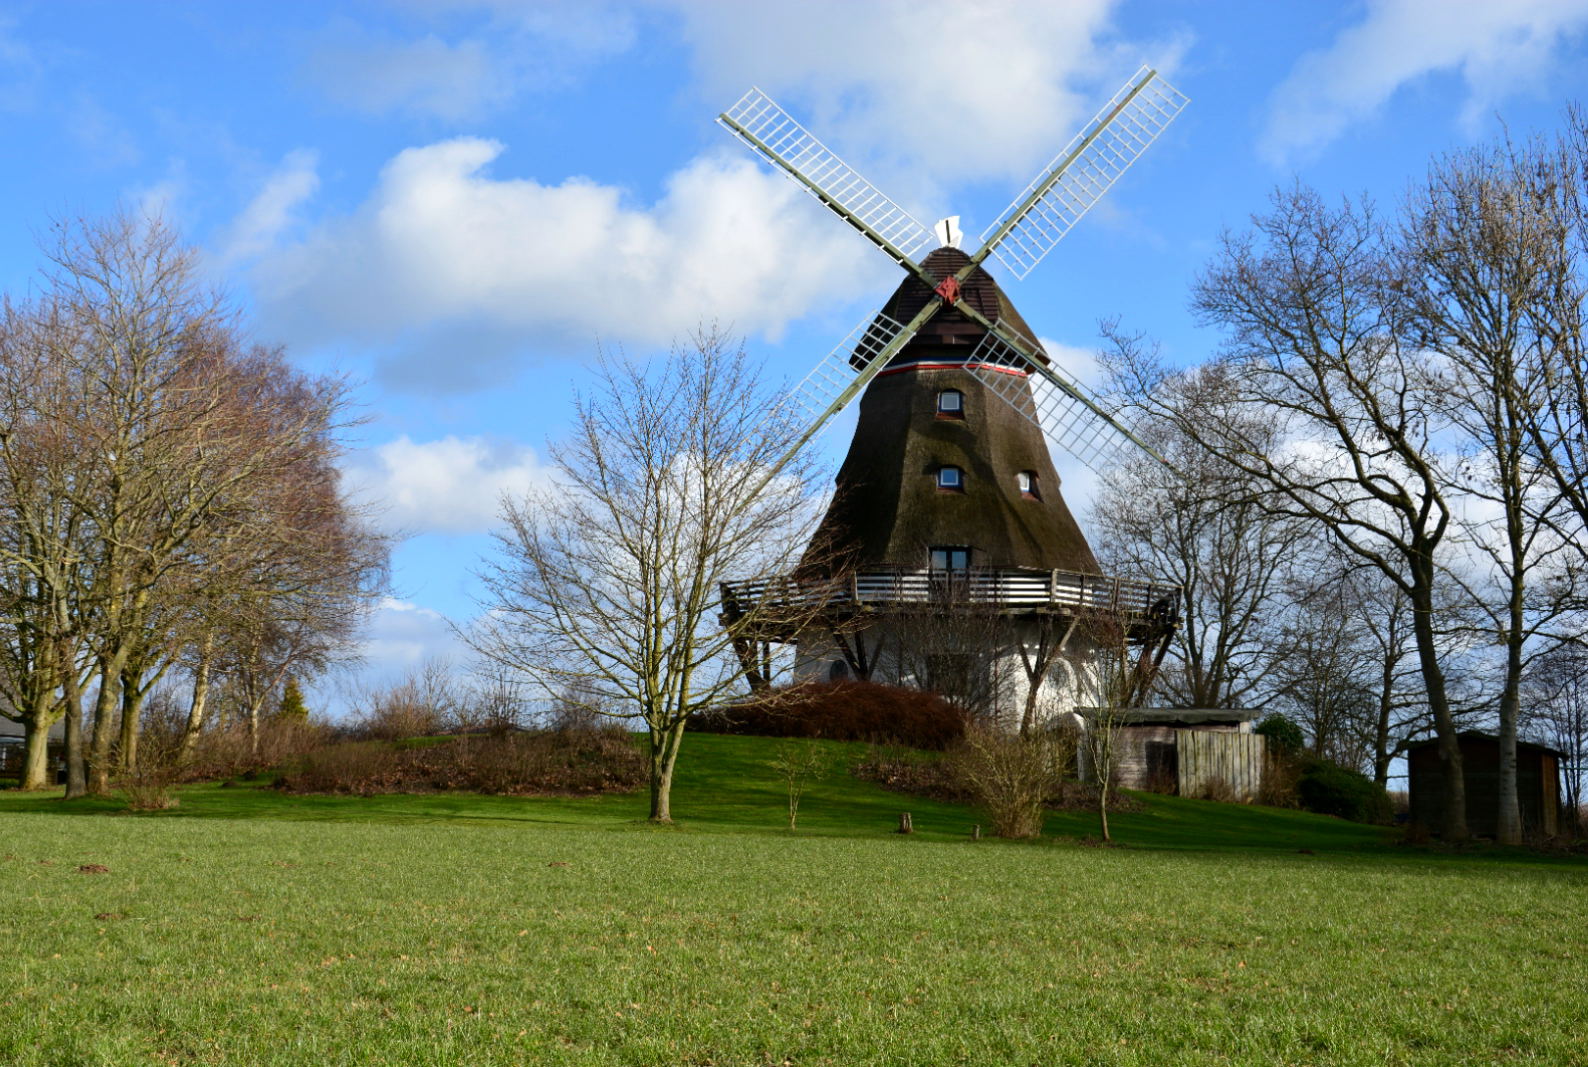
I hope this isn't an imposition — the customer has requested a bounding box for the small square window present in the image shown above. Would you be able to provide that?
[936,390,964,417]
[937,465,963,490]
[1017,470,1039,498]
[930,547,970,571]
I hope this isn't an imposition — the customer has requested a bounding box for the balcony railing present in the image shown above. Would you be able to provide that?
[720,565,1180,627]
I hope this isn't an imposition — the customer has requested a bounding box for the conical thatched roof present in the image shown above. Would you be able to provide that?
[803,247,1099,575]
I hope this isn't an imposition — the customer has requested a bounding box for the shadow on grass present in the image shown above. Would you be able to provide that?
[2,733,1579,865]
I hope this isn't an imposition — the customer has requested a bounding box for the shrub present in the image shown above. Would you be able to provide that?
[692,681,966,750]
[949,726,1075,839]
[851,746,966,801]
[276,677,309,723]
[1258,750,1301,808]
[176,720,330,782]
[1295,756,1393,824]
[275,727,645,796]
[118,765,178,811]
[1190,775,1239,804]
[1254,713,1305,756]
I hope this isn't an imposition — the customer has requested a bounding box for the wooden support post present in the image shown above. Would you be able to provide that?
[971,824,981,841]
[897,812,914,834]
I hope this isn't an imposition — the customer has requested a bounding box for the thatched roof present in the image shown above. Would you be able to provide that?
[803,249,1099,574]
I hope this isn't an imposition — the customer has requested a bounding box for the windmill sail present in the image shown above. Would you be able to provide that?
[966,322,1158,474]
[778,309,918,439]
[978,67,1187,280]
[719,88,935,270]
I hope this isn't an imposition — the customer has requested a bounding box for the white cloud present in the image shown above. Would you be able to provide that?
[250,138,885,389]
[667,0,1178,191]
[351,596,467,684]
[342,434,555,534]
[218,149,319,264]
[1041,338,1105,389]
[1261,0,1588,165]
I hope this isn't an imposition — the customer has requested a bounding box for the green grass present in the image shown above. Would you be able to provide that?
[1,733,1583,1066]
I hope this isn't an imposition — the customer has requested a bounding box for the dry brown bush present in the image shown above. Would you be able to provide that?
[949,726,1077,839]
[1191,775,1240,804]
[692,681,966,750]
[851,746,967,801]
[1257,751,1301,808]
[174,720,330,782]
[117,764,179,811]
[275,727,644,796]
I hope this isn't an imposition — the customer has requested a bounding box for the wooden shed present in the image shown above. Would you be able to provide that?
[1079,708,1265,801]
[1407,732,1562,839]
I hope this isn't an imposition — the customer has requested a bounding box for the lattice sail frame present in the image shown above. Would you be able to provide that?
[719,88,935,269]
[778,310,915,433]
[718,69,1186,471]
[979,67,1188,280]
[967,324,1151,474]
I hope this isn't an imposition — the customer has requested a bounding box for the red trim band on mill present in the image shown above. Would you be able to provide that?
[875,361,1030,379]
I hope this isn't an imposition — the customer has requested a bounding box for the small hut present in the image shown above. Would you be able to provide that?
[1079,708,1264,800]
[1407,732,1563,838]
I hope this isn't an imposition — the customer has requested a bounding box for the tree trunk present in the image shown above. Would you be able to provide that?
[1408,565,1467,841]
[178,635,213,762]
[1372,652,1395,790]
[61,657,86,799]
[1097,777,1111,842]
[1496,634,1524,846]
[648,722,686,823]
[118,664,143,775]
[88,650,130,795]
[19,720,51,791]
[17,680,61,790]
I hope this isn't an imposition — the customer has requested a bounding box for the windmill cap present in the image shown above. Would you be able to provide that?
[869,247,1048,367]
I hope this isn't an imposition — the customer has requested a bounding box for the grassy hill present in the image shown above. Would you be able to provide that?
[1,733,1582,1065]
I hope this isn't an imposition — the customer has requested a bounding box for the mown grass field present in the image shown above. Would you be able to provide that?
[1,733,1584,1066]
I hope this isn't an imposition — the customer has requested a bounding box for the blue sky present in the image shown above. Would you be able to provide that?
[3,0,1588,690]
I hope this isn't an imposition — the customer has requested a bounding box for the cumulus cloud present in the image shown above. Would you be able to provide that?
[354,596,467,682]
[342,434,555,534]
[218,149,319,264]
[250,139,885,389]
[668,0,1181,191]
[1261,0,1588,165]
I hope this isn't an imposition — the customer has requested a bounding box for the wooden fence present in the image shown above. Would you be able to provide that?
[721,566,1180,621]
[1177,730,1267,802]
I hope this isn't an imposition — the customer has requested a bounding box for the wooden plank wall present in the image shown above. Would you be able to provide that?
[1177,730,1266,802]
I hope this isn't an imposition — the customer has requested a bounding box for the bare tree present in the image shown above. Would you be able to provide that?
[0,213,386,795]
[470,331,821,822]
[1398,137,1587,844]
[1115,188,1473,839]
[1093,355,1304,711]
[42,216,386,792]
[1075,608,1159,843]
[1524,637,1588,830]
[1523,108,1588,576]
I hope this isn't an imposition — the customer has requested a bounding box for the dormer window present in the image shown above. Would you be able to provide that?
[936,465,964,491]
[936,390,964,418]
[1017,470,1039,499]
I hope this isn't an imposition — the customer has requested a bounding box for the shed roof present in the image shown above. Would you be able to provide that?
[1404,731,1566,759]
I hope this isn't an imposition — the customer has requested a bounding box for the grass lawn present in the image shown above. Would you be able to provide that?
[1,733,1583,1065]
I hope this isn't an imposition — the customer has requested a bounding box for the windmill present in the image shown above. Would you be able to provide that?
[717,67,1188,726]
